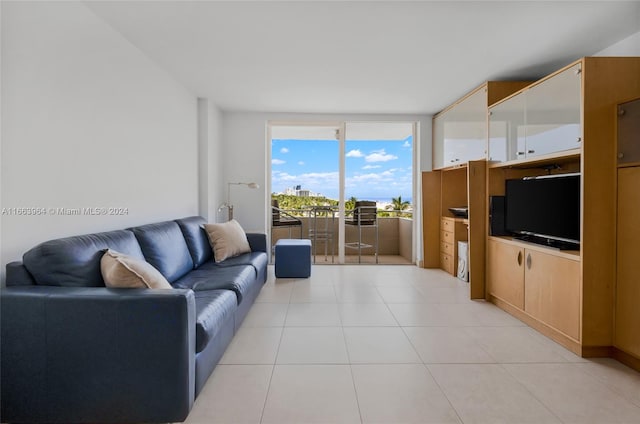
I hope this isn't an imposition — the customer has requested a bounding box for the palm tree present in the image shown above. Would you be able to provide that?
[387,196,410,216]
[345,196,357,213]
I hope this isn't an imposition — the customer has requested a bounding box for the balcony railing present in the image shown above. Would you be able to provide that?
[271,209,413,264]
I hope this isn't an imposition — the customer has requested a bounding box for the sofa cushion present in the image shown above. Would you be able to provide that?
[23,230,144,287]
[130,221,194,283]
[212,252,268,279]
[100,249,172,289]
[172,263,256,305]
[175,216,212,268]
[194,290,236,353]
[203,220,251,262]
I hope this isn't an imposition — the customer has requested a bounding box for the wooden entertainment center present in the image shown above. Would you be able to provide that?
[422,57,640,371]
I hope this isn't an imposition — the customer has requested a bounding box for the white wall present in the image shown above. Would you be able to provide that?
[1,1,198,281]
[595,30,640,56]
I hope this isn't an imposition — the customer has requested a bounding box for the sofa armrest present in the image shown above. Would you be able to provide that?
[246,232,267,253]
[6,261,36,286]
[1,286,196,424]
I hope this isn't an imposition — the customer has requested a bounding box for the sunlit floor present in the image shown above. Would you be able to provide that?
[311,254,413,265]
[182,265,640,424]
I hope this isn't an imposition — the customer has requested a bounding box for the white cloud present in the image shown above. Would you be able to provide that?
[346,149,364,158]
[298,161,305,165]
[403,141,411,148]
[272,158,286,165]
[280,147,289,153]
[365,149,398,163]
[362,165,381,169]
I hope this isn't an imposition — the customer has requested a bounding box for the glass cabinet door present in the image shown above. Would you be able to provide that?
[434,87,487,168]
[489,92,525,162]
[524,63,582,157]
[617,98,640,165]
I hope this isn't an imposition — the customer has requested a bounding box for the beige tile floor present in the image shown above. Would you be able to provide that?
[183,265,640,424]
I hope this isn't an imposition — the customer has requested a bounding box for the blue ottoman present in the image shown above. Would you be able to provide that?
[275,239,312,278]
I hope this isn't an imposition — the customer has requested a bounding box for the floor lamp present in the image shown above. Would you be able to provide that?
[218,182,259,221]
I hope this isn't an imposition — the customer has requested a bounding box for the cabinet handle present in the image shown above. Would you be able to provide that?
[577,137,582,142]
[517,151,525,156]
[526,253,532,270]
[527,150,535,154]
[517,251,523,266]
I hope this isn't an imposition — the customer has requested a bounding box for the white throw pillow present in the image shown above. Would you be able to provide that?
[100,249,172,289]
[203,219,251,262]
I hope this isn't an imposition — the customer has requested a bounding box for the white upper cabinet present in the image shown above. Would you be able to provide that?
[489,63,582,163]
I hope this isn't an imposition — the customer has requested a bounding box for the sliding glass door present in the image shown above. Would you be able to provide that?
[269,121,415,264]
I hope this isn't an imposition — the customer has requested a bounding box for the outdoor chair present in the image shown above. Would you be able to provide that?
[345,200,378,263]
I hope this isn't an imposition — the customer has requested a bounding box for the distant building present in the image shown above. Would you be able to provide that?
[281,185,319,197]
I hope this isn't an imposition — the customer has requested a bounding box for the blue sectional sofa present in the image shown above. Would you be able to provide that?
[0,216,268,423]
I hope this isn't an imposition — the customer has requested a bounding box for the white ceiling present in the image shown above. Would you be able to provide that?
[85,1,640,115]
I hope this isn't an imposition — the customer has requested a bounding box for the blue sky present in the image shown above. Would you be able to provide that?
[271,136,413,201]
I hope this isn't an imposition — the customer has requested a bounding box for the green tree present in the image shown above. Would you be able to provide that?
[387,196,411,217]
[345,196,357,212]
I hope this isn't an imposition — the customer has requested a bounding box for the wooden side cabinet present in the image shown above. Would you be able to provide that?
[440,217,467,276]
[488,237,581,342]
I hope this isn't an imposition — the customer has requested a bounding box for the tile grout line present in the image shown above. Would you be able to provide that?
[498,362,567,423]
[421,363,466,424]
[259,275,290,424]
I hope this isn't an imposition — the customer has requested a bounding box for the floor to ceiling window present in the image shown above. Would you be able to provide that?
[269,121,416,265]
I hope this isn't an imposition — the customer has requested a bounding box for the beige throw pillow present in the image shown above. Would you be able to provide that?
[203,220,251,262]
[101,249,172,289]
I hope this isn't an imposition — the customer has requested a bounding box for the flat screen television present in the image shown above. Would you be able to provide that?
[505,173,580,248]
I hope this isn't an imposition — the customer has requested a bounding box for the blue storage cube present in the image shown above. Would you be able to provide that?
[275,239,311,278]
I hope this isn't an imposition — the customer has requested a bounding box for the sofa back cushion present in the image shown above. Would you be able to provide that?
[175,216,213,267]
[130,221,194,283]
[22,230,144,287]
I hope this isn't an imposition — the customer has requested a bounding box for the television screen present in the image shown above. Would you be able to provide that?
[505,173,580,243]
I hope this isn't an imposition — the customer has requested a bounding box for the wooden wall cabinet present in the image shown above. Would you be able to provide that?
[485,57,640,360]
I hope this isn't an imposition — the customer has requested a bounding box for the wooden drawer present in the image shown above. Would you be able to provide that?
[441,230,455,245]
[440,252,455,275]
[441,240,454,256]
[441,217,454,232]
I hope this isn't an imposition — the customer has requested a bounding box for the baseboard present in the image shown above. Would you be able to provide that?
[611,347,640,373]
[581,345,613,358]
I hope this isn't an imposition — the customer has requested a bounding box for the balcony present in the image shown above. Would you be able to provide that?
[271,214,413,265]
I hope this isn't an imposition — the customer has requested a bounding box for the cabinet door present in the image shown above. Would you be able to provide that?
[489,93,526,162]
[488,239,524,308]
[616,167,640,356]
[524,250,581,340]
[434,87,487,168]
[524,63,582,157]
[617,98,640,165]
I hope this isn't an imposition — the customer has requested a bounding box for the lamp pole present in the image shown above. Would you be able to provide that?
[221,182,259,221]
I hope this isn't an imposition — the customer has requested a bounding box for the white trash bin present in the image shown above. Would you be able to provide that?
[457,241,469,282]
